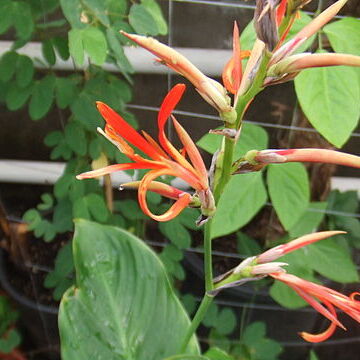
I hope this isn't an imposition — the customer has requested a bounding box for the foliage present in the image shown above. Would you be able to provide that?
[0,295,21,354]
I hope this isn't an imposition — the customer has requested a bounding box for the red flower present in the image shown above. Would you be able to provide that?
[77,84,215,222]
[270,272,360,342]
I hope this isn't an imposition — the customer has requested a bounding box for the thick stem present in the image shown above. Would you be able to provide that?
[180,294,214,353]
[104,174,114,213]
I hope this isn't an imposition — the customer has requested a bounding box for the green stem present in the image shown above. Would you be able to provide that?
[180,294,214,352]
[204,218,214,292]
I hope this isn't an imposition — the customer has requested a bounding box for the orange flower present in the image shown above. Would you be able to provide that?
[77,84,215,222]
[270,272,360,342]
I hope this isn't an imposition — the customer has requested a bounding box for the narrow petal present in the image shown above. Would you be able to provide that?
[76,163,160,180]
[157,85,202,182]
[171,116,209,188]
[121,180,186,200]
[295,0,347,41]
[232,21,242,93]
[276,0,287,25]
[300,301,338,343]
[138,169,191,221]
[96,102,162,160]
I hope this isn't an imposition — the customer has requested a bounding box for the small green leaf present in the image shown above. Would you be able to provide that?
[59,0,86,29]
[0,328,21,353]
[53,199,73,233]
[44,131,63,147]
[129,4,159,35]
[68,28,85,66]
[53,36,70,60]
[85,193,109,222]
[64,122,87,156]
[73,198,91,220]
[212,172,267,238]
[82,27,107,66]
[82,0,110,26]
[215,308,236,335]
[202,303,219,328]
[267,163,310,231]
[241,322,266,347]
[141,0,168,35]
[159,219,191,249]
[42,39,56,65]
[0,0,13,35]
[205,347,234,360]
[29,75,56,120]
[56,77,78,109]
[0,52,18,82]
[16,55,34,88]
[294,62,360,147]
[309,350,319,360]
[5,82,33,111]
[12,1,34,39]
[115,199,146,220]
[37,193,54,211]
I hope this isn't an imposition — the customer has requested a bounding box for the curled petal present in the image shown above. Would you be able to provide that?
[300,302,338,343]
[76,163,162,180]
[121,180,186,200]
[138,169,192,221]
[276,0,287,25]
[96,102,162,160]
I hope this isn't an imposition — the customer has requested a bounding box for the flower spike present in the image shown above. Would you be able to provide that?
[77,84,215,223]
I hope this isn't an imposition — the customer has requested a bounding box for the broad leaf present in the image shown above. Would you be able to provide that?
[82,27,108,66]
[267,163,309,231]
[60,0,86,29]
[306,237,359,283]
[294,60,360,147]
[82,0,110,26]
[59,220,199,359]
[16,55,34,88]
[69,28,85,66]
[212,172,267,238]
[141,0,168,35]
[289,202,327,238]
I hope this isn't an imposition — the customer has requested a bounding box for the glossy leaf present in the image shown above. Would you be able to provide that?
[59,220,199,359]
[212,172,267,238]
[294,60,360,147]
[267,163,309,231]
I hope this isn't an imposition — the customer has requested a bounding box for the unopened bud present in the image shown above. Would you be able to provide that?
[254,0,279,51]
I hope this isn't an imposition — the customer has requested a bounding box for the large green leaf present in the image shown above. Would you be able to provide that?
[197,123,268,158]
[211,172,267,238]
[324,17,360,57]
[129,4,159,35]
[267,163,309,231]
[306,237,359,283]
[59,220,199,359]
[294,60,360,147]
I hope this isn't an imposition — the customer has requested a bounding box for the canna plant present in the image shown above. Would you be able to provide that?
[59,0,360,358]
